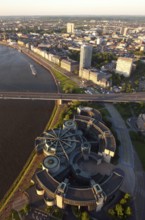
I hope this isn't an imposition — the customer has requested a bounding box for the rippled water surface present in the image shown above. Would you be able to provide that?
[0,45,57,200]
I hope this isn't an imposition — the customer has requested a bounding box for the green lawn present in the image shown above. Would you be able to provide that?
[115,103,132,120]
[133,140,145,169]
[52,70,78,93]
[130,131,145,169]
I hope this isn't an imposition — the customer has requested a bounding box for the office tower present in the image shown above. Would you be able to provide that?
[116,57,133,77]
[120,27,129,36]
[67,23,75,34]
[123,27,128,36]
[96,37,102,45]
[120,27,124,35]
[79,45,93,70]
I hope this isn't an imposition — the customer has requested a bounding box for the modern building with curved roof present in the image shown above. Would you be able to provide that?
[34,107,124,211]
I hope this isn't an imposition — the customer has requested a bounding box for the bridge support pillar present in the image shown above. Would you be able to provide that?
[57,99,62,105]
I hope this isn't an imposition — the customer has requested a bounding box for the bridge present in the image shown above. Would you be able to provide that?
[0,91,145,103]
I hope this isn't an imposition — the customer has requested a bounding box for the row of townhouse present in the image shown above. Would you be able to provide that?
[30,45,79,73]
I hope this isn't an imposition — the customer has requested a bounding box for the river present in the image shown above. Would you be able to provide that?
[0,45,57,200]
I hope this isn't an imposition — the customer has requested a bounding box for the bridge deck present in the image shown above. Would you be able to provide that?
[0,91,144,102]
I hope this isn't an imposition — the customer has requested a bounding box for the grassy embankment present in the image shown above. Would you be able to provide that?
[52,69,84,94]
[130,131,145,170]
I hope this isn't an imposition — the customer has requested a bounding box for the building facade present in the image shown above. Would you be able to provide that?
[79,44,93,76]
[60,59,79,72]
[116,57,133,77]
[67,23,75,34]
[79,68,112,88]
[123,27,129,36]
[34,108,124,212]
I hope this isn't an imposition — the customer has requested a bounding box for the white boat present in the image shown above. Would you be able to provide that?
[30,64,37,76]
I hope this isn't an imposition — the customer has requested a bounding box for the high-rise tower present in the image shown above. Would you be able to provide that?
[79,45,93,72]
[67,23,75,34]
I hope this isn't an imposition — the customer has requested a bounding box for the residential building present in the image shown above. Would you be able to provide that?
[96,37,102,45]
[120,27,124,35]
[67,23,75,34]
[17,40,25,46]
[80,68,112,87]
[79,44,93,76]
[116,57,133,77]
[140,45,145,52]
[123,27,129,36]
[120,27,128,36]
[60,59,79,72]
[51,55,61,66]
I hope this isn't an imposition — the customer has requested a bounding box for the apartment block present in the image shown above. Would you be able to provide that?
[60,59,79,72]
[116,57,133,77]
[67,23,75,34]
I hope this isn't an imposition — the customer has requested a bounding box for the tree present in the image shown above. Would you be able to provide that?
[125,206,132,217]
[23,204,30,214]
[124,193,131,200]
[71,206,81,219]
[45,206,53,214]
[120,198,127,205]
[81,211,90,220]
[64,114,70,120]
[53,207,63,219]
[115,204,124,218]
[108,208,115,216]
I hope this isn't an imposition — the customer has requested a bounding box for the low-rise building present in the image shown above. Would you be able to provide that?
[79,68,112,88]
[34,109,124,212]
[17,40,25,46]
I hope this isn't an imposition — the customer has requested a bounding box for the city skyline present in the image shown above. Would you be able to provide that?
[0,0,145,16]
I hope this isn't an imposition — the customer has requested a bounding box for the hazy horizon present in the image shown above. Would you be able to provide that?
[0,14,145,17]
[0,0,145,16]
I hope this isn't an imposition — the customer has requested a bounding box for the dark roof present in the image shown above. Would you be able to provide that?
[65,187,94,201]
[36,170,59,194]
[101,170,124,197]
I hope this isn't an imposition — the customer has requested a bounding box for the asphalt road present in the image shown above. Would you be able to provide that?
[0,91,145,102]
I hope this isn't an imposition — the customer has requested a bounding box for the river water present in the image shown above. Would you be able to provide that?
[0,45,57,200]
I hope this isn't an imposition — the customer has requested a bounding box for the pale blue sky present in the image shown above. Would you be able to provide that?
[0,0,145,16]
